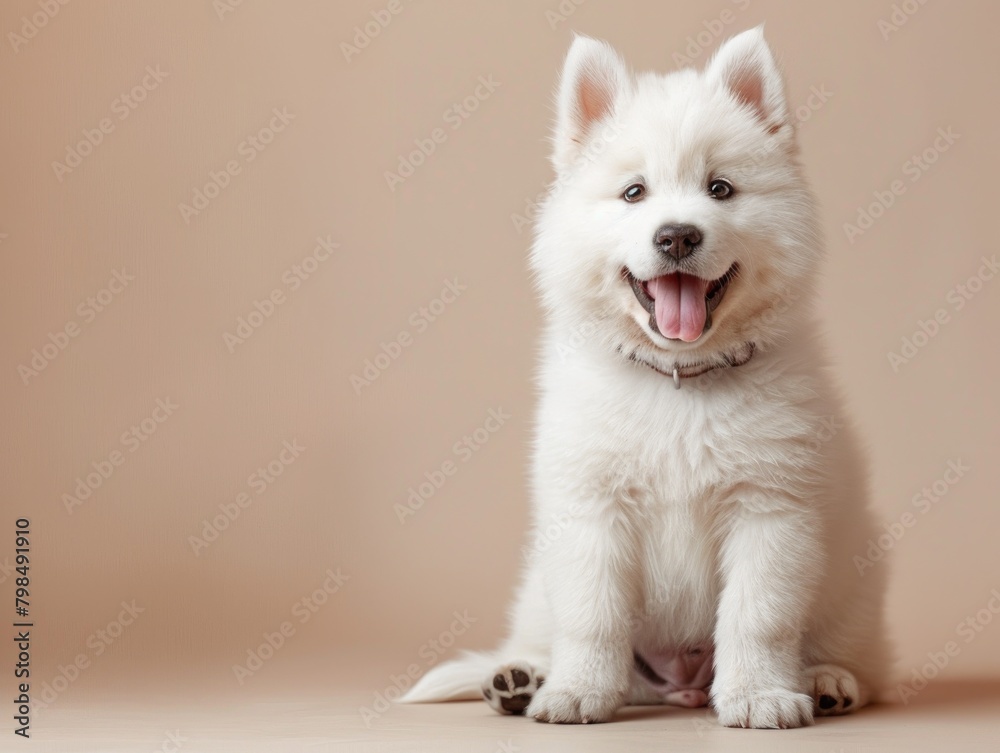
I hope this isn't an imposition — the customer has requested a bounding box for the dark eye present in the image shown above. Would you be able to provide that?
[623,183,645,203]
[708,179,734,200]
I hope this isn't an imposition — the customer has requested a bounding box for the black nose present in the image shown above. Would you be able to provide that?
[654,224,702,260]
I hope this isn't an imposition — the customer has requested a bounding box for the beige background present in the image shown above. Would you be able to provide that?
[1,0,999,749]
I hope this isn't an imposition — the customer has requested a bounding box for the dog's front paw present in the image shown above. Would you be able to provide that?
[713,687,814,729]
[527,681,622,724]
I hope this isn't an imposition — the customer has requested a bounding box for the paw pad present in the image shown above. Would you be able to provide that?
[804,664,861,716]
[482,662,543,716]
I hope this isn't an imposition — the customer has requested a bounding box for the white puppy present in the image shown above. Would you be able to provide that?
[400,27,890,728]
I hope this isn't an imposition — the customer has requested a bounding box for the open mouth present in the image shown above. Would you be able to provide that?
[625,263,739,342]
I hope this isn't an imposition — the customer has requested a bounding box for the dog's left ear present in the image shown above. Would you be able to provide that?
[552,35,629,171]
[706,26,789,133]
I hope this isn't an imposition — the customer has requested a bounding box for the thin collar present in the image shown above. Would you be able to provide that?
[625,342,756,389]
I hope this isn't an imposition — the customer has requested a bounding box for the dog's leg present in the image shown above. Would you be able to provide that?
[481,567,553,715]
[711,502,819,729]
[800,496,891,712]
[526,497,638,724]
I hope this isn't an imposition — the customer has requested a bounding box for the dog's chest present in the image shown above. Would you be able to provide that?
[613,387,754,503]
[633,485,722,645]
[540,355,814,637]
[599,383,768,640]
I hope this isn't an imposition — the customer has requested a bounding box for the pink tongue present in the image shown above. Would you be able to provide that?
[647,273,709,342]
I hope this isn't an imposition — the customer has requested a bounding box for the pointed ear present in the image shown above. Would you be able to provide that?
[705,26,788,132]
[553,35,628,170]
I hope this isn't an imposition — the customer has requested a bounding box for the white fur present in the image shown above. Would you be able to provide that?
[400,27,889,728]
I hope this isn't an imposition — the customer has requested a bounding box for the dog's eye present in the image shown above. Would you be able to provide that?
[708,179,734,200]
[622,184,646,203]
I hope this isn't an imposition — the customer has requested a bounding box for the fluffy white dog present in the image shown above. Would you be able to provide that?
[400,27,889,728]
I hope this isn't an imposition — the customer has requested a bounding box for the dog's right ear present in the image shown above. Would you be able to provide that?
[705,26,789,134]
[552,35,628,171]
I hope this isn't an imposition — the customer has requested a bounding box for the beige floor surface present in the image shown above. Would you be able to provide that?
[21,680,1000,752]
